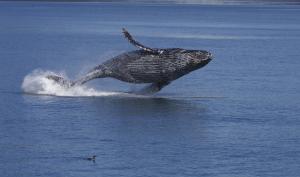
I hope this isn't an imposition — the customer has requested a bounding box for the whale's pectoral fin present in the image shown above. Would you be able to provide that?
[46,75,74,88]
[122,28,161,54]
[137,81,170,95]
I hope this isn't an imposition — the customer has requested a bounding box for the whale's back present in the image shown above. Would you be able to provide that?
[103,49,189,83]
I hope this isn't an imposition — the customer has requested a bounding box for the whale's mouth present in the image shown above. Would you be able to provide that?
[202,52,213,61]
[21,70,123,97]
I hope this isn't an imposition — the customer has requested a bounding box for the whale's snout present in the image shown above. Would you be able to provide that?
[206,52,213,60]
[179,49,213,67]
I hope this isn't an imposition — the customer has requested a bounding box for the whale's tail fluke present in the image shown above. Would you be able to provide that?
[46,75,74,88]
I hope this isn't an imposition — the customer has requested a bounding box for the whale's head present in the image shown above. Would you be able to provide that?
[175,49,213,70]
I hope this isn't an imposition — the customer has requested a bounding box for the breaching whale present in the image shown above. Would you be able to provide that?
[47,28,213,94]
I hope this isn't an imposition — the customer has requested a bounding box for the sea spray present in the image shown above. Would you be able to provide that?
[21,70,121,97]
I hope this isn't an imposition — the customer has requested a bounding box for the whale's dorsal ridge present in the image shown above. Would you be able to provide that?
[122,28,159,54]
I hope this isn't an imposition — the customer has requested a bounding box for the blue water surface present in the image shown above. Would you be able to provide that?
[0,2,300,177]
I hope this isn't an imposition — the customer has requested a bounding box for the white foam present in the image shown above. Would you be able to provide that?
[21,70,122,97]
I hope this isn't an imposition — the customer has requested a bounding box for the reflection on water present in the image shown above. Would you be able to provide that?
[89,96,208,118]
[21,93,209,120]
[21,94,211,134]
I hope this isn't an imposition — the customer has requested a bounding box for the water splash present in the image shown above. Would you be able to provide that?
[21,70,123,97]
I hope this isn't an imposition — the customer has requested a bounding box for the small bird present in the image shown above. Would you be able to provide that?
[86,155,96,161]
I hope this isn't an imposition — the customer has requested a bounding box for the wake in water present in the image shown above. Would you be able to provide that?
[21,70,222,99]
[21,70,126,97]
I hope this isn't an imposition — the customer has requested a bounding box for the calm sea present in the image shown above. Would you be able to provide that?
[0,2,300,177]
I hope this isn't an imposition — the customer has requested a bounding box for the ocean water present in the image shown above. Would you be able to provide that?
[0,2,300,177]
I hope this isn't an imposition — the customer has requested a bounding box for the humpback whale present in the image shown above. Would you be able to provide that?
[47,28,213,94]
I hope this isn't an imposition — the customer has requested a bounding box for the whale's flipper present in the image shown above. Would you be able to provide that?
[137,81,170,95]
[122,28,160,54]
